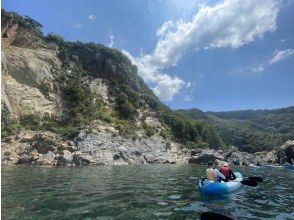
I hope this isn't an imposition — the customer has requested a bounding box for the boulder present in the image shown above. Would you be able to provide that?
[34,144,56,154]
[34,151,55,165]
[32,132,58,154]
[276,140,294,164]
[224,146,238,160]
[31,150,40,161]
[143,153,157,163]
[68,141,75,146]
[56,150,73,166]
[17,155,32,164]
[191,149,202,156]
[188,149,224,165]
[68,145,78,152]
[15,144,29,156]
[257,140,294,164]
[57,143,68,151]
[17,132,35,143]
[73,152,95,165]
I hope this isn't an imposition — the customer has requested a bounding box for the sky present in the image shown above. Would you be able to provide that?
[2,0,294,111]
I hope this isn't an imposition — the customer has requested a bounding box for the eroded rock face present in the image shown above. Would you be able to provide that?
[75,130,188,166]
[2,46,62,117]
[259,140,294,164]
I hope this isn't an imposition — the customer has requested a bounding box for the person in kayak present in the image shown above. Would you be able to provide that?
[206,161,226,182]
[219,162,236,182]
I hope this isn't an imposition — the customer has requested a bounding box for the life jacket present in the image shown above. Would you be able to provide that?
[220,166,230,177]
[206,168,216,180]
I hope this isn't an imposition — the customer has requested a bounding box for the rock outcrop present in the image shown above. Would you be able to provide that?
[1,128,190,166]
[256,140,294,164]
[187,144,289,166]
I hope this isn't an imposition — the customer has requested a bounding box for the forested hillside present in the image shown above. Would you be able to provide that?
[178,107,294,153]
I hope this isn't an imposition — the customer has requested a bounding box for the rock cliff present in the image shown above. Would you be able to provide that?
[1,10,190,166]
[1,10,292,167]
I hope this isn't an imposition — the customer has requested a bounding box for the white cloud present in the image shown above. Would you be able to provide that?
[184,95,193,102]
[186,82,191,89]
[73,22,82,28]
[251,48,294,73]
[124,0,281,101]
[153,75,185,101]
[150,0,280,68]
[88,14,96,20]
[268,49,294,65]
[108,34,114,48]
[251,65,265,73]
[156,20,174,36]
[122,50,185,101]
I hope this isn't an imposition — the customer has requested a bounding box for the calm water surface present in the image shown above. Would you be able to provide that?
[2,165,294,219]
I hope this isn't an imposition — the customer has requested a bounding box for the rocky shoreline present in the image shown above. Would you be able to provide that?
[2,129,293,167]
[1,129,189,166]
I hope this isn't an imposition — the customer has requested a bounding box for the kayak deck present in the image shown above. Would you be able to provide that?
[199,172,243,194]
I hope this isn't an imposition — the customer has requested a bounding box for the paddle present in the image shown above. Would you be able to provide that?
[240,179,258,187]
[248,176,263,182]
[200,212,234,220]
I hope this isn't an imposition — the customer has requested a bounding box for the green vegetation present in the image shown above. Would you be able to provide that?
[178,107,294,153]
[1,9,43,36]
[39,79,52,97]
[1,108,20,139]
[3,10,274,152]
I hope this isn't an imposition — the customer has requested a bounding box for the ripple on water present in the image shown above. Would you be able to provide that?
[2,165,294,219]
[157,201,168,206]
[167,195,182,200]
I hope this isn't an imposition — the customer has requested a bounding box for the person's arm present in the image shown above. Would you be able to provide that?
[229,169,236,180]
[215,169,226,179]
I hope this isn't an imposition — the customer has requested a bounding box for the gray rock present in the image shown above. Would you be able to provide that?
[35,144,56,154]
[17,155,32,164]
[73,153,95,165]
[3,151,11,156]
[34,151,56,165]
[68,141,75,146]
[57,143,67,151]
[68,145,78,152]
[143,153,154,163]
[113,153,121,160]
[15,144,28,156]
[56,150,73,166]
[188,150,223,165]
[191,149,202,156]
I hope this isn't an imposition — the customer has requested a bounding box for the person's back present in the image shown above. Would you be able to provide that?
[220,163,236,181]
[205,161,226,181]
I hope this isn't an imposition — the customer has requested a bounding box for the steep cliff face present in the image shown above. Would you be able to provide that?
[1,10,189,165]
[2,46,62,117]
[1,10,227,166]
[1,10,62,119]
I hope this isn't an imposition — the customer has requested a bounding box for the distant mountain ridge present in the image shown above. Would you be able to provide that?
[178,106,294,153]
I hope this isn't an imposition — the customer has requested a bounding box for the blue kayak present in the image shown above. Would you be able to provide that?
[199,172,243,194]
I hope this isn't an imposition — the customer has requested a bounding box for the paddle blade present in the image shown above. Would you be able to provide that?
[241,179,258,187]
[248,176,263,182]
[200,212,234,220]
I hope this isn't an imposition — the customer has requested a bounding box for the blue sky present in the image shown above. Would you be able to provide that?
[2,0,294,111]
